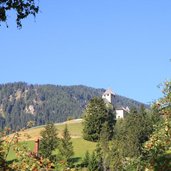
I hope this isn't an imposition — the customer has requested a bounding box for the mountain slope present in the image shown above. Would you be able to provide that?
[0,82,147,130]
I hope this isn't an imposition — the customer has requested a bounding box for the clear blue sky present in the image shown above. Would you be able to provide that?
[1,0,171,104]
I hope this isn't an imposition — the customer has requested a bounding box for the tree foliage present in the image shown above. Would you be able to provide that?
[39,122,59,160]
[142,119,171,170]
[141,81,171,170]
[0,125,53,170]
[0,0,39,28]
[87,151,98,171]
[153,80,171,118]
[82,97,115,142]
[90,107,154,171]
[59,124,74,163]
[114,107,154,158]
[82,150,90,167]
[96,122,111,171]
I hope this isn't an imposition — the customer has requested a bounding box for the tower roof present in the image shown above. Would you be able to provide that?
[103,88,115,96]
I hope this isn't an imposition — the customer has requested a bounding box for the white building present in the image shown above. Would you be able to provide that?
[102,89,130,119]
[115,106,130,119]
[102,88,115,103]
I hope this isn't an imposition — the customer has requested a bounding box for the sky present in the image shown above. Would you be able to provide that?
[1,0,171,104]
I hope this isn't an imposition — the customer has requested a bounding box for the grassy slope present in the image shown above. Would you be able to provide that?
[7,119,96,162]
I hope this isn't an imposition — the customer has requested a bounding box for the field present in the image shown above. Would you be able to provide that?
[6,119,97,163]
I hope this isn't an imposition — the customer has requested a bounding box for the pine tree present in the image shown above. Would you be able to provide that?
[99,122,111,171]
[83,97,115,142]
[88,151,98,171]
[59,125,74,162]
[82,151,90,167]
[39,123,59,160]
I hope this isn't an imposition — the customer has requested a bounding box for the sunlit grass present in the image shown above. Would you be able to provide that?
[72,138,96,158]
[6,120,96,163]
[7,138,96,163]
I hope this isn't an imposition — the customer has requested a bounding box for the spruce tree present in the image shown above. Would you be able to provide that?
[59,125,74,162]
[39,123,59,160]
[82,151,90,167]
[83,97,115,142]
[88,151,98,171]
[99,122,110,171]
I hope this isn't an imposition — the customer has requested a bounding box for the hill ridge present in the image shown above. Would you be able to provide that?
[0,82,147,130]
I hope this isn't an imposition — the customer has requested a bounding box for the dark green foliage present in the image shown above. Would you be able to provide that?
[93,107,156,170]
[0,82,146,131]
[0,0,39,28]
[82,151,90,167]
[109,140,124,171]
[98,122,111,171]
[87,151,98,171]
[114,107,154,158]
[59,124,74,162]
[39,123,59,160]
[83,97,115,141]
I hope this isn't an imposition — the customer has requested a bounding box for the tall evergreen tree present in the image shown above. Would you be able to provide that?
[99,122,111,171]
[114,107,153,158]
[88,151,98,171]
[82,151,90,167]
[39,123,59,160]
[83,97,115,142]
[59,125,74,162]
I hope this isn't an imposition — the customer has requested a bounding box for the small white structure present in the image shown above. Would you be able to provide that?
[102,88,115,103]
[102,88,129,119]
[115,107,130,119]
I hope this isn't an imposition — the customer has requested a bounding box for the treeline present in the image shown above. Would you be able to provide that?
[0,82,146,130]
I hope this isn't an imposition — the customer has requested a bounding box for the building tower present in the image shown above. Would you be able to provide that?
[102,88,130,119]
[102,88,115,104]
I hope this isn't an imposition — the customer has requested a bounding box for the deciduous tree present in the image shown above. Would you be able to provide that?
[0,0,39,28]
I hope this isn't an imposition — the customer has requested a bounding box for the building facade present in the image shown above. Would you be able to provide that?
[102,89,129,119]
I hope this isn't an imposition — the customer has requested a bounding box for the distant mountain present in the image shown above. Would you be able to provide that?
[0,82,147,130]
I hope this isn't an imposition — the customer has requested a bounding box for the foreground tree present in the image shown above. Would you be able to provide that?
[142,119,171,171]
[0,129,8,170]
[83,97,115,142]
[39,123,59,161]
[0,0,39,28]
[153,80,171,118]
[141,81,171,170]
[0,125,53,170]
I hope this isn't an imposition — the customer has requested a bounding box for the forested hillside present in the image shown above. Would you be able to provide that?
[0,82,146,130]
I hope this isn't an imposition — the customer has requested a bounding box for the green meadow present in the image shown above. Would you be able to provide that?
[7,120,97,163]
